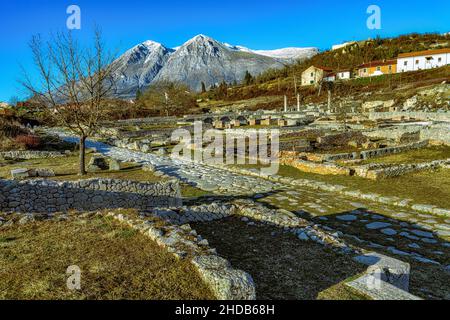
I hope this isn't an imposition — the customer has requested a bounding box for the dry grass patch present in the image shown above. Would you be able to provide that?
[193,217,367,300]
[0,215,215,300]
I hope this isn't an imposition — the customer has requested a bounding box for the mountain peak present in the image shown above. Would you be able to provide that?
[184,34,218,46]
[141,40,163,47]
[112,34,319,98]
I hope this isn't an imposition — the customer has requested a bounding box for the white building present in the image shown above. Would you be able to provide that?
[301,66,334,86]
[331,41,356,51]
[397,48,450,72]
[336,70,352,80]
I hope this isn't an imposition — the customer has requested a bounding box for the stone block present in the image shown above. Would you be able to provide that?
[11,168,30,180]
[353,252,410,291]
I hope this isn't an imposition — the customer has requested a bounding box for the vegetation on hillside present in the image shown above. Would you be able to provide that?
[136,81,199,116]
[199,33,450,108]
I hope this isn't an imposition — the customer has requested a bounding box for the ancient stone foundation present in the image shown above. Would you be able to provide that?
[0,150,68,160]
[0,178,182,213]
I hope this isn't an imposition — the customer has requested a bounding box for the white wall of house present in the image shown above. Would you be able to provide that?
[301,66,326,86]
[398,53,450,72]
[336,71,351,80]
[323,75,336,82]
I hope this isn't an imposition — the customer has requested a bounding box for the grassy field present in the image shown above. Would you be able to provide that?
[0,214,214,300]
[357,146,450,165]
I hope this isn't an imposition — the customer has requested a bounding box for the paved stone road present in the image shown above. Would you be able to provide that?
[53,131,449,266]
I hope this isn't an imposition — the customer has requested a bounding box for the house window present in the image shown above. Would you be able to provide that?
[376,66,381,71]
[438,57,442,62]
[404,61,408,66]
[310,80,314,84]
[311,72,314,77]
[388,65,392,71]
[416,60,419,64]
[363,68,367,73]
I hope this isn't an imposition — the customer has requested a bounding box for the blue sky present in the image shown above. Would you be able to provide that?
[0,0,449,101]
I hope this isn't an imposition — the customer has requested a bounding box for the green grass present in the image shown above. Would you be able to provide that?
[357,146,450,165]
[232,161,450,209]
[278,164,450,209]
[0,214,215,300]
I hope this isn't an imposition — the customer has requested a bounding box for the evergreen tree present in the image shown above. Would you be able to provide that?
[136,88,142,100]
[243,70,254,85]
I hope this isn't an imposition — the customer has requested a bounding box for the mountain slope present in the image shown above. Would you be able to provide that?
[112,41,174,98]
[112,35,318,97]
[153,35,287,92]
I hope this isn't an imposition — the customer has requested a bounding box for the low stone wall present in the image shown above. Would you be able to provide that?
[421,126,450,145]
[359,140,429,160]
[281,141,429,164]
[0,150,68,160]
[0,178,182,213]
[233,199,359,255]
[367,112,450,122]
[363,126,423,142]
[355,159,450,180]
[281,158,352,176]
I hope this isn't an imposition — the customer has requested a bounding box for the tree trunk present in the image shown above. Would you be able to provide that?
[79,135,87,176]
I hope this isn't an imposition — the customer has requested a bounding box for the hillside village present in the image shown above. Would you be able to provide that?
[1,31,450,302]
[302,48,450,85]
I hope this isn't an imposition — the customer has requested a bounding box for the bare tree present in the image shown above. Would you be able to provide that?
[21,29,117,175]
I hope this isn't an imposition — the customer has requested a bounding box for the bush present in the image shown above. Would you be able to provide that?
[14,134,41,149]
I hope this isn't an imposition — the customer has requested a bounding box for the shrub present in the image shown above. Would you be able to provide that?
[14,134,41,149]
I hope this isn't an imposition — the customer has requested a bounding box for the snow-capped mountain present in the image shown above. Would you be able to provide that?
[224,43,318,61]
[112,41,174,97]
[112,34,318,98]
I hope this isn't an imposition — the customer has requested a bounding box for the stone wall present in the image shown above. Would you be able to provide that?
[354,159,449,180]
[0,150,68,160]
[367,112,450,122]
[281,159,352,176]
[363,124,450,146]
[359,140,429,160]
[0,178,182,213]
[421,126,450,145]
